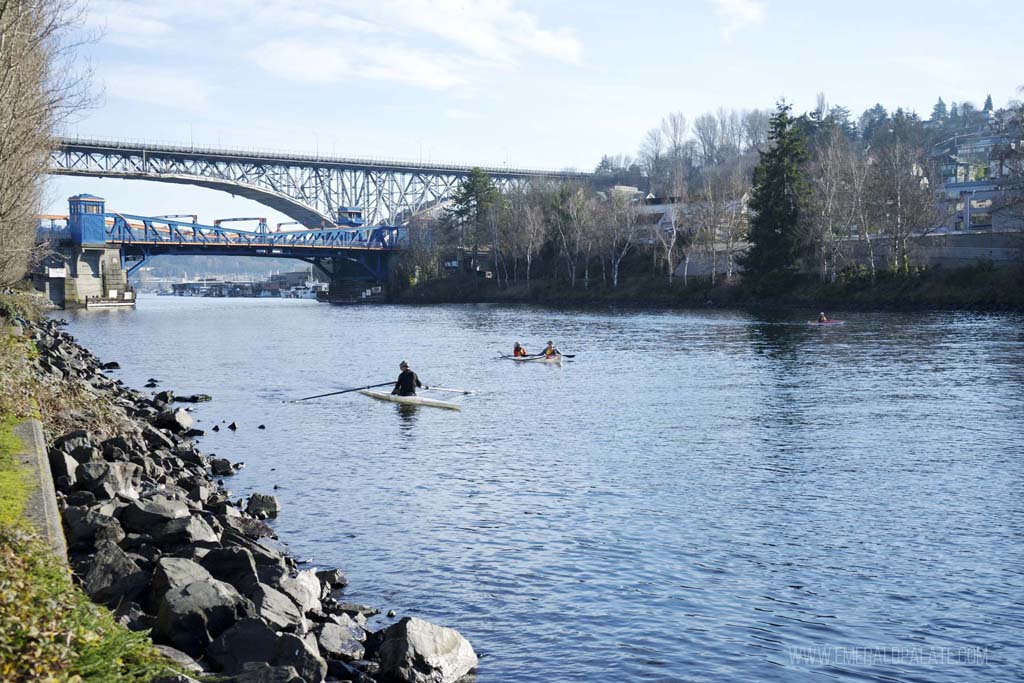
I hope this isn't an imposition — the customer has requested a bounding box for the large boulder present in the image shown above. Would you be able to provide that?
[273,633,327,683]
[152,515,220,547]
[249,583,302,630]
[206,618,279,674]
[120,497,190,532]
[62,506,125,549]
[277,570,322,615]
[155,578,252,657]
[375,617,478,683]
[246,493,280,519]
[225,662,304,683]
[317,621,365,661]
[75,461,141,499]
[201,547,262,595]
[82,541,148,606]
[49,449,80,486]
[154,408,194,433]
[152,557,215,599]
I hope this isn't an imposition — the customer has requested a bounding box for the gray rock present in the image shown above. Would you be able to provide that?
[75,461,141,499]
[175,394,212,403]
[49,449,80,486]
[315,568,348,589]
[62,506,125,548]
[153,644,204,673]
[226,662,304,683]
[273,632,327,683]
[247,493,281,519]
[211,457,236,476]
[152,557,215,599]
[120,496,189,532]
[101,360,121,370]
[82,541,146,605]
[143,423,176,450]
[201,547,261,595]
[155,390,175,403]
[376,617,478,683]
[153,515,220,546]
[155,408,194,434]
[207,618,280,674]
[317,622,365,661]
[250,583,303,630]
[155,578,252,657]
[278,570,322,615]
[221,514,277,540]
[53,429,91,454]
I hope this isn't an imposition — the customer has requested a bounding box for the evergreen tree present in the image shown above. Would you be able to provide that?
[859,103,889,143]
[739,103,810,276]
[442,167,500,264]
[983,94,994,112]
[930,97,947,123]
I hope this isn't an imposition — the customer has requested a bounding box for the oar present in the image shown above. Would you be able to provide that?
[425,386,473,395]
[288,381,392,403]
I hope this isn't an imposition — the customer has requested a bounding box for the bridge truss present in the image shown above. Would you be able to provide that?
[49,138,590,228]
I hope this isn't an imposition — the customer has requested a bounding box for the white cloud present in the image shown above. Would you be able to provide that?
[712,0,766,37]
[249,40,465,90]
[87,0,580,81]
[103,65,213,108]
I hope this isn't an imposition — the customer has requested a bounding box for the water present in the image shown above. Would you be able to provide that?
[61,296,1024,682]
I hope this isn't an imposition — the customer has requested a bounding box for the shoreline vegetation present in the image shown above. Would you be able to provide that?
[393,262,1024,312]
[0,292,478,683]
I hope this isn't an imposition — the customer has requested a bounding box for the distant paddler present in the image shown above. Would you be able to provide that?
[818,312,828,323]
[392,360,426,397]
[513,341,529,357]
[542,340,561,358]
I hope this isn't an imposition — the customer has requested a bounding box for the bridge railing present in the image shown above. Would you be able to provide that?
[105,213,406,251]
[36,217,71,243]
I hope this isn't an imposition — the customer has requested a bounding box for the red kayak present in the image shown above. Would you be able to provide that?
[807,320,845,326]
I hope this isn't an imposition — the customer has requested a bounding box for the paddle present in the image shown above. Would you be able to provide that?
[425,386,473,395]
[288,381,392,403]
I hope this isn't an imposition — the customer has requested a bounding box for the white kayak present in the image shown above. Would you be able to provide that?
[358,389,461,411]
[508,354,562,364]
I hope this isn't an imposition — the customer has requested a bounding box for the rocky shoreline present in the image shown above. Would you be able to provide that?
[27,316,478,683]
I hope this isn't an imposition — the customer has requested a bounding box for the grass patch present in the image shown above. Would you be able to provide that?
[0,415,32,529]
[0,529,181,683]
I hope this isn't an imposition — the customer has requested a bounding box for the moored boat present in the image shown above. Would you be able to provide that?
[358,389,462,410]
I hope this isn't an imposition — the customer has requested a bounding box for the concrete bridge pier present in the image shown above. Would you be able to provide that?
[34,195,134,309]
[321,252,396,303]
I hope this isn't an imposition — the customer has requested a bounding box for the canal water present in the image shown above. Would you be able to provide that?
[62,296,1024,682]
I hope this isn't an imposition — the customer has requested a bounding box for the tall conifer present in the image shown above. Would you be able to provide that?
[739,103,810,276]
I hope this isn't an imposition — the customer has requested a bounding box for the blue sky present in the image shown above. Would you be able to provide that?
[48,0,1024,224]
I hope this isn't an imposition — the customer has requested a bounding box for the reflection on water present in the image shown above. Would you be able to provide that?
[61,297,1024,683]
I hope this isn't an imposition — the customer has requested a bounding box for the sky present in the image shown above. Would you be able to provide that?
[47,0,1024,225]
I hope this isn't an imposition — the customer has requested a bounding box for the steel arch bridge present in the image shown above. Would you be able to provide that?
[48,137,591,228]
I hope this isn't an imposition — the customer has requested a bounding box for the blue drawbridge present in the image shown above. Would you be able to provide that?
[38,195,406,281]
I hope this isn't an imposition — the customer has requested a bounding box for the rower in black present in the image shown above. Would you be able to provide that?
[392,360,423,396]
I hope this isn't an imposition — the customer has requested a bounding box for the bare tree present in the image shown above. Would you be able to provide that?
[598,188,643,288]
[693,113,720,167]
[0,0,93,286]
[806,127,861,281]
[742,109,771,152]
[867,122,941,274]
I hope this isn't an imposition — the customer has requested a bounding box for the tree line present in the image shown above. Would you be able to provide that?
[407,91,1023,291]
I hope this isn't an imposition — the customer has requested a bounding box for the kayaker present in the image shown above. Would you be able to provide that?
[391,361,423,396]
[543,340,560,358]
[818,312,828,323]
[513,341,528,357]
